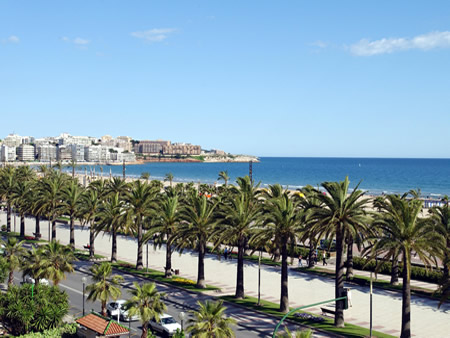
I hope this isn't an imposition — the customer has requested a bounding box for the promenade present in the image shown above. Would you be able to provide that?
[3,213,449,338]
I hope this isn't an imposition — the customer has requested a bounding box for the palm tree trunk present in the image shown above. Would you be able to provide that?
[197,241,206,288]
[391,253,399,285]
[69,216,75,250]
[8,270,13,286]
[136,218,143,270]
[165,241,172,278]
[280,241,289,313]
[51,216,56,241]
[20,214,25,237]
[235,236,245,299]
[400,251,411,338]
[141,322,148,338]
[102,301,107,317]
[334,226,345,328]
[89,222,95,259]
[35,216,40,237]
[6,203,11,232]
[111,228,117,262]
[346,239,354,280]
[308,240,315,268]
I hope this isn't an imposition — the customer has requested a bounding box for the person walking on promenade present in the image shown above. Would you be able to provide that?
[298,254,303,267]
[224,247,228,260]
[322,252,327,266]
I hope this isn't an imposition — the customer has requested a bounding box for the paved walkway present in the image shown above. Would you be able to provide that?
[3,213,450,338]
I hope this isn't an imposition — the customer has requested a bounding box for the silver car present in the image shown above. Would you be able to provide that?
[149,314,182,337]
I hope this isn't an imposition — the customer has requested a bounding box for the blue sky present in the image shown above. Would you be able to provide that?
[1,1,449,158]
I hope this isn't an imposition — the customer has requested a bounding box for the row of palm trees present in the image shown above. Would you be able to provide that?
[0,165,448,338]
[0,236,236,338]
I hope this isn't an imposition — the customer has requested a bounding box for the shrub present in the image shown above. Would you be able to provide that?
[18,323,77,337]
[0,284,69,336]
[352,257,443,284]
[1,225,6,231]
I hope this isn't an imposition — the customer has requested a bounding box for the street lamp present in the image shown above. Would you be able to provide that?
[81,276,87,316]
[179,311,185,331]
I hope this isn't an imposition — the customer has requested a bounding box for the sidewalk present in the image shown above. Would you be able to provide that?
[298,256,438,291]
[4,213,450,338]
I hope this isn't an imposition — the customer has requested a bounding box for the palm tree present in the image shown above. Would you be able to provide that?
[21,246,46,286]
[145,193,180,277]
[11,179,33,238]
[86,262,123,317]
[428,196,450,293]
[1,237,26,286]
[80,187,102,259]
[0,166,17,232]
[186,300,236,337]
[125,282,166,338]
[277,328,313,338]
[140,172,150,182]
[61,180,84,250]
[125,180,157,270]
[96,193,126,262]
[252,188,302,312]
[370,194,441,338]
[218,176,261,298]
[309,177,370,327]
[107,177,129,197]
[174,192,219,288]
[40,241,75,285]
[37,172,68,240]
[165,173,174,187]
[67,160,77,178]
[218,171,230,187]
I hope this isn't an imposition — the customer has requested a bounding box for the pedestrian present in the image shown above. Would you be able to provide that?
[224,247,228,260]
[298,255,303,267]
[322,252,327,266]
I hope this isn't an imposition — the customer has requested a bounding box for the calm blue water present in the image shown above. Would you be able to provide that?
[76,157,450,196]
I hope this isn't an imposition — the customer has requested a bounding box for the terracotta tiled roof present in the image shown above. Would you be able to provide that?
[76,312,129,336]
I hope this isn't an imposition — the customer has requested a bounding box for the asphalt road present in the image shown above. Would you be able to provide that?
[12,260,305,338]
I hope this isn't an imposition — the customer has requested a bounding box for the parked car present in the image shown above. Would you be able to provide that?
[22,275,49,286]
[106,299,139,322]
[149,314,182,337]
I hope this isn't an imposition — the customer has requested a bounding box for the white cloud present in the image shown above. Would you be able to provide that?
[350,31,450,56]
[311,40,327,48]
[73,37,90,45]
[7,35,19,43]
[131,28,176,42]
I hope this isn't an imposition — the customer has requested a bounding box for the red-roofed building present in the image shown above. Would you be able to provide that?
[76,312,129,337]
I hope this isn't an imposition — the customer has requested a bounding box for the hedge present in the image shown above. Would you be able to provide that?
[18,323,77,338]
[352,256,443,284]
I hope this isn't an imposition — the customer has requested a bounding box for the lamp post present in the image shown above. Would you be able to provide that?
[179,311,185,331]
[81,276,87,316]
[257,250,262,306]
[370,271,373,338]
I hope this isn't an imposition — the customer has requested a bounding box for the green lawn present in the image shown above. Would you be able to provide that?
[220,295,394,338]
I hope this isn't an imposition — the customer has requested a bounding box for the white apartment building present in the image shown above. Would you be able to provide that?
[71,144,85,162]
[17,144,35,161]
[3,134,23,147]
[57,145,72,161]
[37,144,57,162]
[110,151,136,163]
[0,145,16,162]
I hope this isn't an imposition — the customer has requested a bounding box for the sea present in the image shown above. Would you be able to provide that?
[74,157,450,197]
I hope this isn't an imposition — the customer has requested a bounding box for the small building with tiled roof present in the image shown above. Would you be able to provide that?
[76,312,129,338]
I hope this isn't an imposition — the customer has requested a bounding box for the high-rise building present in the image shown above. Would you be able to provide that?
[57,145,72,161]
[71,144,85,162]
[17,144,35,161]
[135,140,171,154]
[37,145,57,162]
[0,145,16,162]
